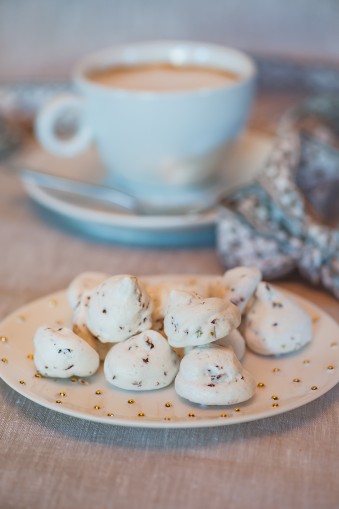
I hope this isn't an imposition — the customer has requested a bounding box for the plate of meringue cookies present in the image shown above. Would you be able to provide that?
[0,268,338,428]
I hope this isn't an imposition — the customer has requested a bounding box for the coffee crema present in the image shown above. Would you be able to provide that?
[88,64,240,92]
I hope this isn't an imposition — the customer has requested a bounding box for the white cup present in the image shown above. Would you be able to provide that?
[35,41,256,191]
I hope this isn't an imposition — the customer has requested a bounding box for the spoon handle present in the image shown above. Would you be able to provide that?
[9,166,141,213]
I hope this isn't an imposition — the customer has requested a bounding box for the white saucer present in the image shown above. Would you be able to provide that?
[0,275,338,429]
[20,131,273,246]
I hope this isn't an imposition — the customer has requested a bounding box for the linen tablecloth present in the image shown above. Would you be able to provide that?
[0,92,338,509]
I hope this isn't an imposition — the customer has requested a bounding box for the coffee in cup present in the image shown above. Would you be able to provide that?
[87,63,240,92]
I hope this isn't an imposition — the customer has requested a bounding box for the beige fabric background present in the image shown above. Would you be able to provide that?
[1,0,339,82]
[0,92,338,509]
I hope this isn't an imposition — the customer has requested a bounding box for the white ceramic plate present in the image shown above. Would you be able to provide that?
[0,275,338,428]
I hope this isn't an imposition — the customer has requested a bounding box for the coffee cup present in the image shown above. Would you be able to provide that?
[35,41,256,191]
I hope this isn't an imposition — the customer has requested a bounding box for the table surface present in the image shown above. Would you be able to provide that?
[0,92,338,509]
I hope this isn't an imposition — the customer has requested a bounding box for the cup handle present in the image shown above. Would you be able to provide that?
[35,94,93,157]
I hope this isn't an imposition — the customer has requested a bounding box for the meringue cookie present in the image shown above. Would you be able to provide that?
[175,345,256,405]
[86,275,153,343]
[222,266,262,313]
[34,326,100,378]
[243,282,313,355]
[67,271,110,310]
[164,290,241,348]
[73,291,111,361]
[215,329,246,360]
[146,278,209,331]
[104,330,179,390]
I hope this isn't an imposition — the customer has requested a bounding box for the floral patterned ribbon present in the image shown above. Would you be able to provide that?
[217,96,339,298]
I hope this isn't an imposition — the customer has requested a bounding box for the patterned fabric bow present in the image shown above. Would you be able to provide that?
[217,96,339,299]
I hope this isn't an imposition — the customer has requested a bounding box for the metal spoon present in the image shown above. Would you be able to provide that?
[8,165,218,216]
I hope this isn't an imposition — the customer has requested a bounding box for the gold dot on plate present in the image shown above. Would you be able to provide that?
[17,315,26,323]
[271,395,279,400]
[327,365,334,370]
[95,390,102,395]
[19,380,26,385]
[303,359,311,364]
[34,372,43,378]
[55,399,62,404]
[164,417,171,421]
[48,299,58,308]
[107,412,114,417]
[1,358,8,363]
[27,354,34,360]
[70,377,78,382]
[59,391,66,397]
[164,402,172,408]
[128,399,135,404]
[55,319,63,325]
[220,413,228,418]
[273,367,280,372]
[94,405,101,410]
[293,378,301,383]
[257,382,265,388]
[234,408,240,412]
[312,315,320,323]
[330,342,337,348]
[272,403,279,408]
[188,413,196,417]
[311,386,318,391]
[138,412,145,417]
[1,336,7,343]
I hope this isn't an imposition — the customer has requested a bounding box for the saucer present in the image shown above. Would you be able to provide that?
[20,131,273,247]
